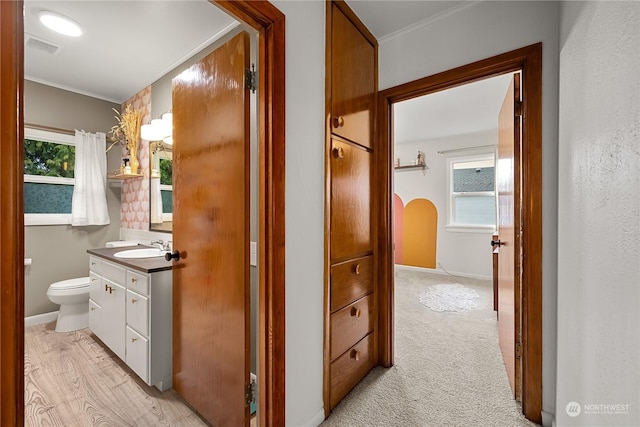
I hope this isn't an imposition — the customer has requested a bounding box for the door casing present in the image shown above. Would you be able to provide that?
[0,1,285,426]
[376,43,542,423]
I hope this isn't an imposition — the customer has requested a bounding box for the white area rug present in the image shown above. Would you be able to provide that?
[419,284,479,312]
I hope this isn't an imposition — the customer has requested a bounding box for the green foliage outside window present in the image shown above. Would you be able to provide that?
[159,158,172,186]
[24,139,75,178]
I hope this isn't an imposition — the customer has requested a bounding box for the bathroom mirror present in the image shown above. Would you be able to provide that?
[149,141,173,232]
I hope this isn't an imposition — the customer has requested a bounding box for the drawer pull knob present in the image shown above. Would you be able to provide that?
[91,262,96,266]
[91,278,96,282]
[353,264,361,275]
[332,146,345,159]
[131,278,137,283]
[332,116,345,128]
[90,307,95,311]
[350,307,362,318]
[131,337,137,343]
[131,299,137,304]
[351,349,361,361]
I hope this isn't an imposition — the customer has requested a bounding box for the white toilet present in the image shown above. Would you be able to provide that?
[47,277,91,332]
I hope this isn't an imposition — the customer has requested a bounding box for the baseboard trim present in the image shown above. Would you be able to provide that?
[304,408,326,427]
[25,311,58,327]
[394,264,492,281]
[542,410,555,427]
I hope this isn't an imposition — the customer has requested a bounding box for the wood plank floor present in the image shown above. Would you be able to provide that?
[25,322,213,426]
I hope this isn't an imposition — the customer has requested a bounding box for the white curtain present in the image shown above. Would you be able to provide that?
[150,178,163,224]
[71,130,110,226]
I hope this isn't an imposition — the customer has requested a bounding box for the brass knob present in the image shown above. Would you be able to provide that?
[131,299,137,304]
[131,337,137,343]
[332,146,345,159]
[350,306,362,318]
[351,349,361,361]
[353,264,361,275]
[131,278,137,283]
[332,116,345,128]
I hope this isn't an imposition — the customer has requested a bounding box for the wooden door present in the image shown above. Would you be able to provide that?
[497,73,522,399]
[330,4,375,148]
[330,138,372,260]
[171,31,250,426]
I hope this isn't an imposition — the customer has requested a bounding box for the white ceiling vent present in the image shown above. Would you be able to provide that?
[25,33,61,55]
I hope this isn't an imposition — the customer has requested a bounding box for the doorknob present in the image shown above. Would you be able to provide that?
[490,240,502,247]
[165,250,180,261]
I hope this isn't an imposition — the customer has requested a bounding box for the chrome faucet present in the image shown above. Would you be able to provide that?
[151,240,170,251]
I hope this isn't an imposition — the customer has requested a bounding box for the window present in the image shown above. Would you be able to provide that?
[159,157,173,218]
[447,153,496,231]
[24,128,76,225]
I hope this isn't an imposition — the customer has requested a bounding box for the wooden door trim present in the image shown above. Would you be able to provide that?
[0,1,25,425]
[377,43,542,423]
[213,2,286,426]
[1,1,285,425]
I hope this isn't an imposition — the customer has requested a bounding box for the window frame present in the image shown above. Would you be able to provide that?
[445,151,497,233]
[24,128,76,226]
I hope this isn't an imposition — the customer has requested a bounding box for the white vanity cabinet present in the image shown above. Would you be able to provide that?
[88,254,173,391]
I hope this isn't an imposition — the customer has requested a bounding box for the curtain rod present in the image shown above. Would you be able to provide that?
[25,123,75,136]
[437,145,496,155]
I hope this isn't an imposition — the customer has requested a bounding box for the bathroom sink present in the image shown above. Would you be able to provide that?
[113,248,168,259]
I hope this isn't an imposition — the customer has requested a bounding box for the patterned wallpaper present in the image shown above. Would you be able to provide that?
[120,86,151,230]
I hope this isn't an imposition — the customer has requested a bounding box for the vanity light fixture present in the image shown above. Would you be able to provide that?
[38,10,83,37]
[141,111,173,144]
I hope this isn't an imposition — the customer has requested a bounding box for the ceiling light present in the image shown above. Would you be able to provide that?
[38,11,83,37]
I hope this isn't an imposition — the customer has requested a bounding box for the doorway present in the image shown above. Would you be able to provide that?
[0,1,285,426]
[376,43,543,423]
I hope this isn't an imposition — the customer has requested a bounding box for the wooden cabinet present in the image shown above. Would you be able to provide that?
[88,255,173,391]
[325,0,378,414]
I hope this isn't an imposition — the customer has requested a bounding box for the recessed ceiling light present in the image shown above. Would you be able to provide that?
[38,10,82,37]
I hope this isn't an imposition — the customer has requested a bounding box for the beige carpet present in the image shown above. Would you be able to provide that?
[321,269,539,427]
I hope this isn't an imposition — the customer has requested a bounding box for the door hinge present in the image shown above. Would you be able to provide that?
[245,381,256,406]
[515,101,523,117]
[515,342,522,359]
[245,64,256,94]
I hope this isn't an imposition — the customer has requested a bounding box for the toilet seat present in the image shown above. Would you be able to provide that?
[49,277,90,290]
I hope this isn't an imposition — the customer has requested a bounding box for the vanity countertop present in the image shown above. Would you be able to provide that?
[87,246,173,273]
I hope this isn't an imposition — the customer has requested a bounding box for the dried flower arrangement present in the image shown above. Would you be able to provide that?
[107,104,143,174]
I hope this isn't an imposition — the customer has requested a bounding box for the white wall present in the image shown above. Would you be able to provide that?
[379,1,560,422]
[271,1,326,426]
[556,2,640,426]
[394,132,496,279]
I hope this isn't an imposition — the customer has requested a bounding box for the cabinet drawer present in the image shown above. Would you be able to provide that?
[330,294,374,360]
[127,270,149,295]
[101,260,126,284]
[89,272,103,305]
[330,332,375,409]
[126,290,149,337]
[331,255,374,311]
[89,256,101,275]
[126,326,149,383]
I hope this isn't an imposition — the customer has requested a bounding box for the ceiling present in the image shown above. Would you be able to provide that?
[24,0,508,142]
[24,0,238,104]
